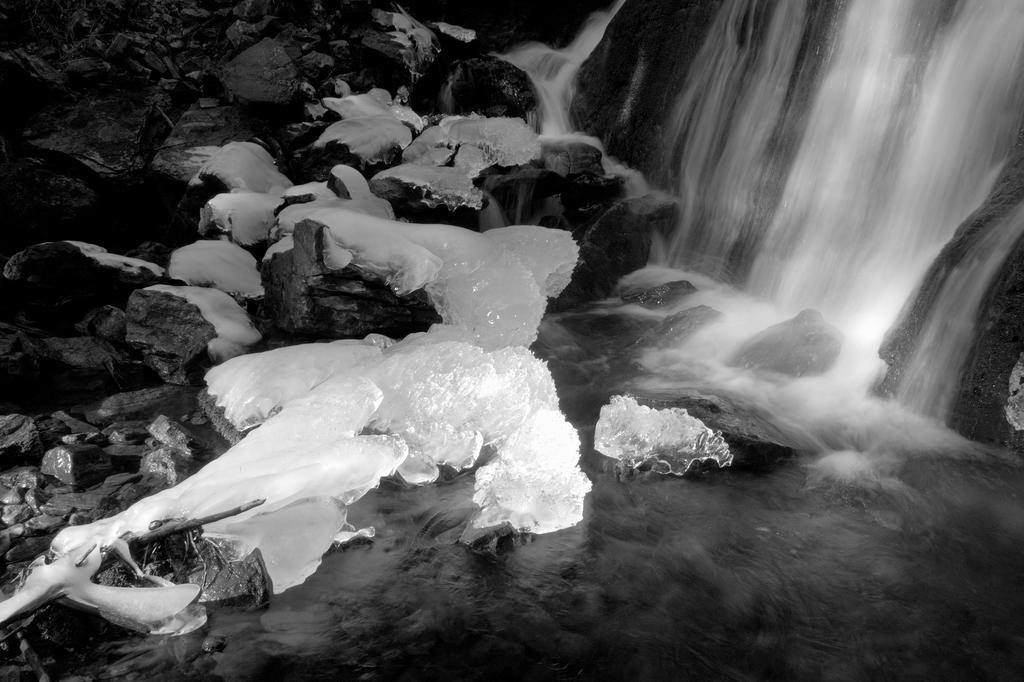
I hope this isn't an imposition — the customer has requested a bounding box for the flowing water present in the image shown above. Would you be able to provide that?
[62,2,1024,679]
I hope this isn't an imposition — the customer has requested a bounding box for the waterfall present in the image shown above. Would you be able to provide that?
[499,0,626,136]
[651,0,1024,393]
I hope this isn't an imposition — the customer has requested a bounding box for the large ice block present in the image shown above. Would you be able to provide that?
[594,395,733,474]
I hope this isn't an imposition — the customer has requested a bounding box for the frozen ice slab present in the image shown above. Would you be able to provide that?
[145,284,261,361]
[168,240,264,297]
[273,197,394,240]
[192,141,291,194]
[440,115,541,168]
[300,209,578,348]
[594,395,733,474]
[199,192,280,245]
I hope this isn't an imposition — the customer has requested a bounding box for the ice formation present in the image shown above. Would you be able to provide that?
[273,197,395,239]
[440,116,541,168]
[313,116,413,162]
[145,284,261,361]
[594,395,734,474]
[199,192,280,245]
[65,241,165,278]
[0,219,586,635]
[168,240,264,297]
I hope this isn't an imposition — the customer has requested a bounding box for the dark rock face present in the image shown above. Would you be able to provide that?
[0,48,66,133]
[263,222,440,338]
[880,131,1024,450]
[636,305,722,349]
[125,289,218,384]
[0,415,42,462]
[572,0,840,186]
[729,309,842,377]
[0,158,100,253]
[220,38,299,106]
[621,280,697,308]
[540,139,604,177]
[437,57,536,119]
[553,194,679,311]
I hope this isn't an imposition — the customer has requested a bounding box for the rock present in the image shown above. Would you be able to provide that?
[198,192,280,246]
[4,503,35,526]
[636,305,723,349]
[300,116,412,178]
[80,385,196,425]
[220,38,299,106]
[0,323,39,386]
[149,103,257,194]
[33,336,128,373]
[0,158,100,254]
[728,309,843,377]
[442,116,541,170]
[482,166,565,210]
[561,173,625,219]
[41,444,112,487]
[24,514,64,534]
[369,163,483,214]
[0,415,42,460]
[635,389,806,470]
[103,421,150,444]
[74,306,127,342]
[125,288,218,384]
[147,415,200,456]
[126,242,173,269]
[0,466,43,490]
[437,57,536,119]
[0,48,66,131]
[6,533,54,563]
[233,0,275,20]
[189,540,270,608]
[41,490,113,517]
[102,444,147,472]
[621,280,697,308]
[23,89,165,182]
[541,139,604,177]
[362,9,439,85]
[297,51,335,82]
[263,221,440,338]
[553,194,679,311]
[139,447,195,486]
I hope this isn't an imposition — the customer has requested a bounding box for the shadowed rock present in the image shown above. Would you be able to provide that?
[729,309,842,377]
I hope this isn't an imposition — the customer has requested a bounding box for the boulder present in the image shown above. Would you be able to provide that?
[362,9,440,85]
[621,280,697,308]
[23,89,166,182]
[220,38,299,106]
[541,139,604,177]
[552,194,679,311]
[0,48,66,132]
[41,444,112,488]
[0,415,43,462]
[125,289,219,384]
[636,305,722,349]
[262,221,440,338]
[437,57,536,119]
[80,385,198,426]
[728,309,843,377]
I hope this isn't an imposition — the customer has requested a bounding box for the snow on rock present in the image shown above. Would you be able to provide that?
[281,182,335,207]
[369,163,484,211]
[191,141,292,195]
[273,197,394,240]
[64,241,165,279]
[198,192,280,245]
[322,94,391,119]
[300,208,577,348]
[327,164,373,200]
[312,116,412,169]
[594,395,733,474]
[168,240,264,297]
[144,284,261,362]
[402,126,455,166]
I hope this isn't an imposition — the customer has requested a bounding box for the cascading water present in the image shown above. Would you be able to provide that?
[653,0,1024,394]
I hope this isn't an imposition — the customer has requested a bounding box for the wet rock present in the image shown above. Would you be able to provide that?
[80,385,196,426]
[41,444,112,488]
[23,89,165,182]
[0,467,44,491]
[0,49,66,131]
[438,57,536,119]
[126,242,173,269]
[41,490,113,518]
[51,411,100,435]
[125,288,218,384]
[24,514,64,534]
[636,390,806,470]
[220,38,299,106]
[190,540,271,608]
[6,533,53,563]
[540,139,604,177]
[636,305,723,349]
[298,51,335,82]
[621,280,697,308]
[140,447,195,486]
[263,221,440,338]
[362,9,439,85]
[299,115,412,178]
[561,173,625,220]
[728,309,843,377]
[147,415,200,456]
[402,125,456,166]
[33,336,128,373]
[103,421,150,445]
[74,306,127,343]
[370,163,483,214]
[0,415,42,462]
[102,444,148,472]
[149,103,257,195]
[553,194,679,311]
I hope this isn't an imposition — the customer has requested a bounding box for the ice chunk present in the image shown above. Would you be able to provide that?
[191,141,291,194]
[594,395,733,474]
[440,116,541,168]
[403,126,455,166]
[301,208,578,348]
[273,198,394,240]
[369,163,484,210]
[322,93,390,119]
[205,340,384,431]
[282,182,335,206]
[146,284,261,361]
[313,116,413,166]
[328,164,372,200]
[199,192,280,245]
[64,241,165,278]
[168,240,264,297]
[473,408,590,533]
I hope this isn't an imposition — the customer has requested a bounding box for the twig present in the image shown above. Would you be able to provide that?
[17,632,50,682]
[129,499,266,546]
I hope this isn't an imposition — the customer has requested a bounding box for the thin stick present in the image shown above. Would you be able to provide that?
[129,499,266,546]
